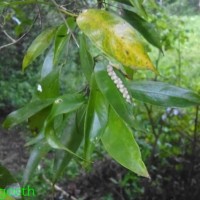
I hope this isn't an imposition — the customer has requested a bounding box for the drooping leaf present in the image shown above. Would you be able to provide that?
[3,99,54,129]
[94,62,134,128]
[53,24,69,65]
[101,107,149,178]
[45,126,84,161]
[53,110,85,182]
[120,9,162,50]
[127,81,200,107]
[23,140,50,185]
[43,94,86,161]
[77,9,156,73]
[79,33,94,82]
[84,75,108,160]
[54,18,76,65]
[22,27,57,70]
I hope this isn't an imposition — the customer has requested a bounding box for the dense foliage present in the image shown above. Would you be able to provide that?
[0,0,200,199]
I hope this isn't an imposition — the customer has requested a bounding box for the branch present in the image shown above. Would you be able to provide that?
[0,24,16,42]
[42,173,78,200]
[0,15,38,51]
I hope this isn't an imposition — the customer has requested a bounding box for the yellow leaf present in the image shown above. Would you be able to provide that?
[77,9,157,73]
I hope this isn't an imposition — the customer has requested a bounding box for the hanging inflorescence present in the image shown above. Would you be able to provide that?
[107,64,131,103]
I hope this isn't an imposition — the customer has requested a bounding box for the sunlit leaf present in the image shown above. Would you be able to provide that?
[22,27,57,70]
[127,81,200,107]
[101,107,149,178]
[77,9,156,72]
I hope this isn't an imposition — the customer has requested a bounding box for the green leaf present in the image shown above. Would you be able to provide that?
[3,99,54,129]
[36,68,60,100]
[129,0,147,18]
[53,24,69,65]
[41,46,54,78]
[101,107,149,178]
[28,105,52,134]
[53,111,85,182]
[46,93,85,123]
[0,164,19,189]
[77,9,156,73]
[84,75,108,160]
[127,81,200,107]
[120,9,162,50]
[22,27,57,71]
[94,62,134,128]
[79,33,94,82]
[45,127,84,161]
[43,93,86,161]
[54,18,76,65]
[23,140,50,185]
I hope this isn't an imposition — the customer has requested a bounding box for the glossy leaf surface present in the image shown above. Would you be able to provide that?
[46,93,85,123]
[79,33,94,82]
[54,18,76,65]
[3,99,54,128]
[43,94,86,160]
[120,9,162,50]
[22,27,57,70]
[53,111,85,182]
[101,107,149,178]
[94,62,134,128]
[84,75,108,160]
[127,81,200,107]
[41,46,54,78]
[36,69,60,100]
[77,9,156,72]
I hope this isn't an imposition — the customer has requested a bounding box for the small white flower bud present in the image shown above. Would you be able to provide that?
[119,87,125,94]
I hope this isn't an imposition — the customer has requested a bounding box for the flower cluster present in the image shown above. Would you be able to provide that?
[107,64,131,103]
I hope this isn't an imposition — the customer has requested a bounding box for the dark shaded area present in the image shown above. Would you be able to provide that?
[51,155,200,200]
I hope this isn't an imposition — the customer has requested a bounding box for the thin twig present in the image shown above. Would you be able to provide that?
[144,103,157,137]
[0,24,16,42]
[50,0,79,48]
[0,15,38,51]
[42,174,78,200]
